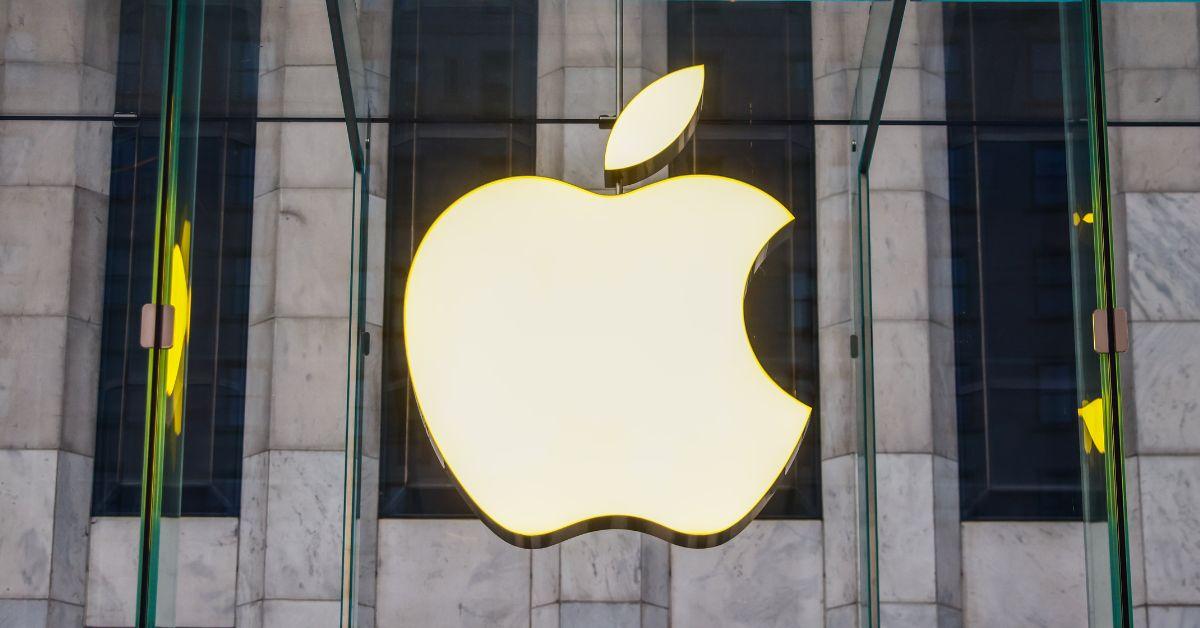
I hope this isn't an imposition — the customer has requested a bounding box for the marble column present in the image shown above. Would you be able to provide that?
[811,3,870,626]
[237,1,356,626]
[532,531,670,628]
[671,521,824,628]
[0,0,118,625]
[375,520,531,628]
[865,3,962,625]
[1103,4,1200,626]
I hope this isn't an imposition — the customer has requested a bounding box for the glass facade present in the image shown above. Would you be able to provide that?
[5,0,1192,625]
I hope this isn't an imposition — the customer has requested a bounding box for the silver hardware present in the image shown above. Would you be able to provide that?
[1092,307,1129,354]
[139,304,176,349]
[113,112,139,128]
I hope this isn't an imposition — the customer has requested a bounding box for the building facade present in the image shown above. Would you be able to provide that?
[0,0,1197,626]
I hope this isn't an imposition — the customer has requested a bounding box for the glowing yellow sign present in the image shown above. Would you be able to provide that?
[403,66,812,548]
[604,65,704,187]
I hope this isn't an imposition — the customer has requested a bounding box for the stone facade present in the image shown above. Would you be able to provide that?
[1104,4,1200,626]
[0,0,118,625]
[866,4,962,624]
[0,1,1196,627]
[812,3,870,624]
[237,0,357,625]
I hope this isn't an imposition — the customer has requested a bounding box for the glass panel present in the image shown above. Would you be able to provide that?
[1062,0,1131,624]
[132,0,208,624]
[332,0,390,623]
[130,0,359,625]
[95,0,258,521]
[945,2,1082,521]
[849,0,1131,625]
[94,0,174,518]
[351,0,860,623]
[850,2,907,624]
[0,0,285,623]
[325,2,367,625]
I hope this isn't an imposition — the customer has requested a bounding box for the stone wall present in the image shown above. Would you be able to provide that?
[1105,3,1200,626]
[0,0,118,625]
[866,4,962,624]
[236,0,356,625]
[812,2,869,626]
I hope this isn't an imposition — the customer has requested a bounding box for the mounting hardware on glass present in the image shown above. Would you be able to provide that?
[1091,308,1130,354]
[139,304,176,350]
[113,112,139,128]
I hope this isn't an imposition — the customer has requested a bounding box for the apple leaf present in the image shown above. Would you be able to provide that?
[604,65,704,187]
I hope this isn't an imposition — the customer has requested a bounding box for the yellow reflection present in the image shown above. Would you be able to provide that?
[404,175,812,542]
[603,65,704,176]
[1078,398,1105,454]
[1073,212,1095,226]
[164,221,192,438]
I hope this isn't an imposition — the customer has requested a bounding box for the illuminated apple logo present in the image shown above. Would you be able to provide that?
[404,66,813,548]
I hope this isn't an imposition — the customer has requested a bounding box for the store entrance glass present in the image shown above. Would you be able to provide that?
[118,0,1135,625]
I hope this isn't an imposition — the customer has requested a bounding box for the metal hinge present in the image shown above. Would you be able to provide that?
[139,304,176,349]
[1091,307,1129,354]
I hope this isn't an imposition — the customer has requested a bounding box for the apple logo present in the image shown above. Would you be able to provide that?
[404,65,814,548]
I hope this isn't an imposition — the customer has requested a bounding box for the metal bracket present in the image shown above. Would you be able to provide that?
[113,112,139,128]
[1091,307,1129,354]
[139,304,176,349]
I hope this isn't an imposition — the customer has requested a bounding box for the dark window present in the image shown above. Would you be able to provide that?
[91,0,261,517]
[667,0,821,519]
[944,3,1082,520]
[380,0,538,517]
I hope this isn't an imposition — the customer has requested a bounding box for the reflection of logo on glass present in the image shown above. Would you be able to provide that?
[403,66,813,548]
